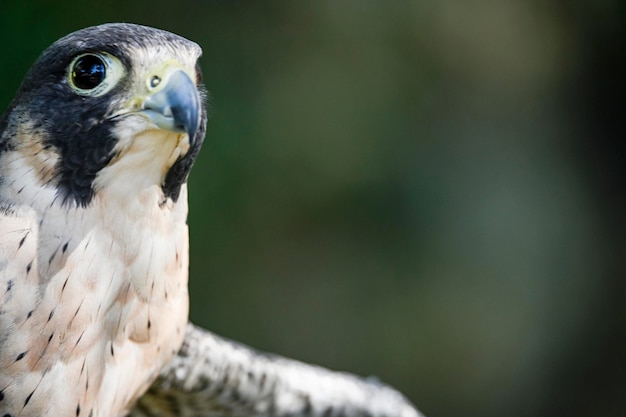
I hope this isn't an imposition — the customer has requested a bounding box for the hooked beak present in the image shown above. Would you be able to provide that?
[142,69,201,144]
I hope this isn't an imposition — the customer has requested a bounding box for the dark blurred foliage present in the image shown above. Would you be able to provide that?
[1,1,624,416]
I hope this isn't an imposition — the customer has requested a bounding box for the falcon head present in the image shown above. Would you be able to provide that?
[0,23,206,207]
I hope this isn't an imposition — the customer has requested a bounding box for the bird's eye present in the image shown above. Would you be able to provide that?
[68,53,125,96]
[72,54,106,90]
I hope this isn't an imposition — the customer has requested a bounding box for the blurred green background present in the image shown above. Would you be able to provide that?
[1,1,624,416]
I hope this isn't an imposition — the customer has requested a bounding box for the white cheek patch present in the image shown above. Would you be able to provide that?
[94,122,189,200]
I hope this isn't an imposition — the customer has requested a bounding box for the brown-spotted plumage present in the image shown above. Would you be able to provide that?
[0,23,206,417]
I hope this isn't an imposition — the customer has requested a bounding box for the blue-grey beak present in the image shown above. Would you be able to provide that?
[143,70,201,144]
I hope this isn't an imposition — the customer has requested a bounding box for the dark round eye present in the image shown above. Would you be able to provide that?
[71,54,106,90]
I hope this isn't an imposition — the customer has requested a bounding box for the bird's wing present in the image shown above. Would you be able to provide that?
[130,323,424,417]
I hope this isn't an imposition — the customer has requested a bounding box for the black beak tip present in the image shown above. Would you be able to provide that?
[172,103,200,145]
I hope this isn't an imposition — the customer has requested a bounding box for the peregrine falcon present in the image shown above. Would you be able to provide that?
[0,23,424,417]
[0,23,205,417]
